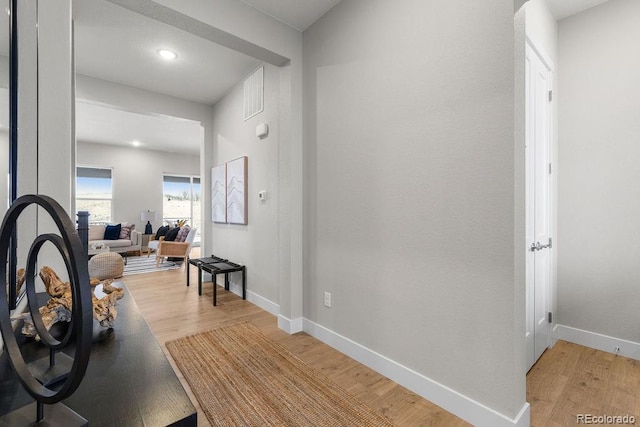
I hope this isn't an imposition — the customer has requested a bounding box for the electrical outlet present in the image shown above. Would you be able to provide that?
[323,292,332,308]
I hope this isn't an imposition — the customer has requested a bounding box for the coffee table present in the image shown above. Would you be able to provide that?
[88,245,110,257]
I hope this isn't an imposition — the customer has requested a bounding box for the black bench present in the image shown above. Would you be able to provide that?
[186,255,226,289]
[187,255,246,306]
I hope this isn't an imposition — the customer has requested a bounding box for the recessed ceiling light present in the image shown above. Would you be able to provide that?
[157,49,177,60]
[132,140,141,147]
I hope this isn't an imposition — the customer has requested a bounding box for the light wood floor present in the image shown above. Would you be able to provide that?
[122,251,640,426]
[527,341,640,426]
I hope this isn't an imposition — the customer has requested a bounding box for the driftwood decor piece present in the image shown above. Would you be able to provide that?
[13,267,126,338]
[91,277,125,328]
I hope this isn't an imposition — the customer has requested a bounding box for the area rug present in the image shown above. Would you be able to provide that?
[166,322,395,427]
[122,255,180,276]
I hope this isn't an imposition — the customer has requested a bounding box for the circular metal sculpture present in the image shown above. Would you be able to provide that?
[0,195,92,423]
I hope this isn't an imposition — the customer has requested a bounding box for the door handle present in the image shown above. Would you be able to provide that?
[530,238,553,252]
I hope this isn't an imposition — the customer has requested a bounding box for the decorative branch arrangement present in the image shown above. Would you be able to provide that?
[12,266,125,339]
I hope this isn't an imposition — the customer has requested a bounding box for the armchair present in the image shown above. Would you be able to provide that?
[153,227,197,267]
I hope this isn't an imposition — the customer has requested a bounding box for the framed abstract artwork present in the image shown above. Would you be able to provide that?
[226,156,248,225]
[211,164,227,223]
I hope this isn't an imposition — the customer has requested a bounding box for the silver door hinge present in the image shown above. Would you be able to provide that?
[548,90,553,102]
[548,312,553,323]
[549,163,552,174]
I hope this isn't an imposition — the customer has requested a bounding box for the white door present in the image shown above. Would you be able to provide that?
[525,42,553,371]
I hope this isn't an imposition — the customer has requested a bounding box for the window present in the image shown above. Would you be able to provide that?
[163,175,201,241]
[76,167,113,223]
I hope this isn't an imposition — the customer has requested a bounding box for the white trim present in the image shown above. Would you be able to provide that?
[216,289,530,425]
[525,34,555,72]
[277,315,303,334]
[246,290,279,316]
[556,325,640,361]
[76,97,203,125]
[303,319,530,427]
[551,323,559,347]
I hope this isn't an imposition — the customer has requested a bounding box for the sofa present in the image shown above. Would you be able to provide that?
[88,223,142,255]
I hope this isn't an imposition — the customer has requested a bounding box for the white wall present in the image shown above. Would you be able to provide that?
[211,64,280,303]
[557,0,640,343]
[304,0,525,422]
[525,0,558,64]
[77,141,199,229]
[151,0,305,323]
[38,1,74,213]
[12,1,73,280]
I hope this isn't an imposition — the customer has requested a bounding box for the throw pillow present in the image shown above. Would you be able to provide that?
[175,225,191,242]
[89,224,106,241]
[164,227,180,242]
[104,224,121,240]
[119,224,132,239]
[155,226,169,240]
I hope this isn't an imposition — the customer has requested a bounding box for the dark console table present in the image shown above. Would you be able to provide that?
[188,255,246,306]
[0,286,197,426]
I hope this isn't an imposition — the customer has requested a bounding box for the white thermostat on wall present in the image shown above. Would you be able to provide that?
[256,123,269,139]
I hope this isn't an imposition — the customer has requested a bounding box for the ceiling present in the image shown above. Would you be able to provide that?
[73,0,256,155]
[74,0,263,106]
[239,0,342,31]
[75,100,204,154]
[2,0,614,150]
[544,0,610,20]
[71,0,343,155]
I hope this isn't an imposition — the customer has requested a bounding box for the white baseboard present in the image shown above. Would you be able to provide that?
[277,315,303,334]
[551,324,559,347]
[302,319,529,427]
[237,292,529,426]
[556,324,640,360]
[233,288,301,334]
[246,290,279,316]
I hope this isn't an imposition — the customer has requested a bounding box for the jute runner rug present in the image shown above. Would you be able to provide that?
[166,322,395,426]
